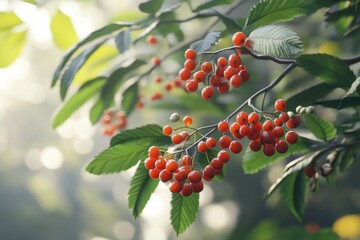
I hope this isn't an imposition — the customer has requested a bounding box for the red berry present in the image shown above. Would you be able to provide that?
[183,115,193,126]
[155,158,166,170]
[217,57,228,68]
[147,35,157,45]
[169,180,183,193]
[210,74,221,87]
[217,81,230,94]
[184,59,196,71]
[279,112,289,122]
[152,57,161,65]
[274,118,284,126]
[185,49,196,60]
[179,68,191,80]
[249,140,261,152]
[201,86,215,100]
[181,131,190,141]
[263,120,275,131]
[148,146,160,158]
[232,32,246,46]
[206,137,217,148]
[185,80,198,92]
[275,99,287,111]
[203,165,216,180]
[172,134,183,144]
[273,126,285,138]
[239,70,250,82]
[159,169,172,182]
[188,170,202,183]
[194,71,206,82]
[149,168,160,178]
[201,61,213,73]
[251,122,263,132]
[247,130,260,141]
[260,131,276,144]
[181,155,192,166]
[263,144,275,157]
[175,168,188,182]
[275,140,288,153]
[240,125,251,136]
[230,74,243,88]
[218,150,230,163]
[228,54,241,68]
[191,181,204,193]
[197,141,208,153]
[248,112,259,124]
[230,122,242,139]
[285,131,298,144]
[181,183,193,196]
[216,67,225,77]
[145,157,156,170]
[211,158,223,170]
[166,160,179,172]
[304,166,316,177]
[236,111,249,125]
[223,66,237,80]
[218,135,231,148]
[286,115,301,128]
[229,140,242,154]
[162,125,173,136]
[218,121,229,133]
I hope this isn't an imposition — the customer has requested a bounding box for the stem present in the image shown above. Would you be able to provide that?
[343,55,360,65]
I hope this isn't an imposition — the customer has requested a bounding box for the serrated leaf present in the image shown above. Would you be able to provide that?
[279,171,307,221]
[87,125,171,174]
[52,23,132,87]
[297,54,356,88]
[60,40,105,100]
[190,31,221,54]
[110,124,170,146]
[115,29,131,53]
[245,0,316,28]
[286,83,336,110]
[52,77,105,128]
[121,81,139,116]
[242,137,312,174]
[0,30,27,67]
[50,10,78,50]
[139,0,165,15]
[193,0,235,12]
[342,77,360,99]
[303,114,337,141]
[315,97,360,109]
[0,12,23,30]
[247,25,303,58]
[128,162,159,218]
[171,193,199,236]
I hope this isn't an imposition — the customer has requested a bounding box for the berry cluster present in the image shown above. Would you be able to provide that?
[100,110,127,136]
[178,32,251,100]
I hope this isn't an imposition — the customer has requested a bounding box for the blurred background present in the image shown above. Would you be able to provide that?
[0,0,359,240]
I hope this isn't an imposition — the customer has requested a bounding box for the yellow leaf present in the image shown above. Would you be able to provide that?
[72,45,118,85]
[0,12,23,30]
[0,29,27,67]
[50,10,78,50]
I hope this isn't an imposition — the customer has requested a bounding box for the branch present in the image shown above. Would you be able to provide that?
[343,55,360,65]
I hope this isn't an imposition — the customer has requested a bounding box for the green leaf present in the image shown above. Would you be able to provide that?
[286,83,336,110]
[0,12,23,30]
[52,77,105,128]
[242,137,312,174]
[193,0,235,12]
[314,97,360,109]
[52,23,131,87]
[297,54,356,88]
[121,81,139,116]
[339,149,355,171]
[342,77,360,99]
[171,193,199,236]
[86,125,171,175]
[128,162,159,218]
[50,10,79,50]
[247,25,303,58]
[245,0,316,28]
[110,124,170,146]
[115,29,131,53]
[190,31,221,53]
[303,114,337,141]
[0,30,27,67]
[60,40,105,100]
[89,98,106,124]
[139,0,165,15]
[279,171,307,221]
[202,9,242,32]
